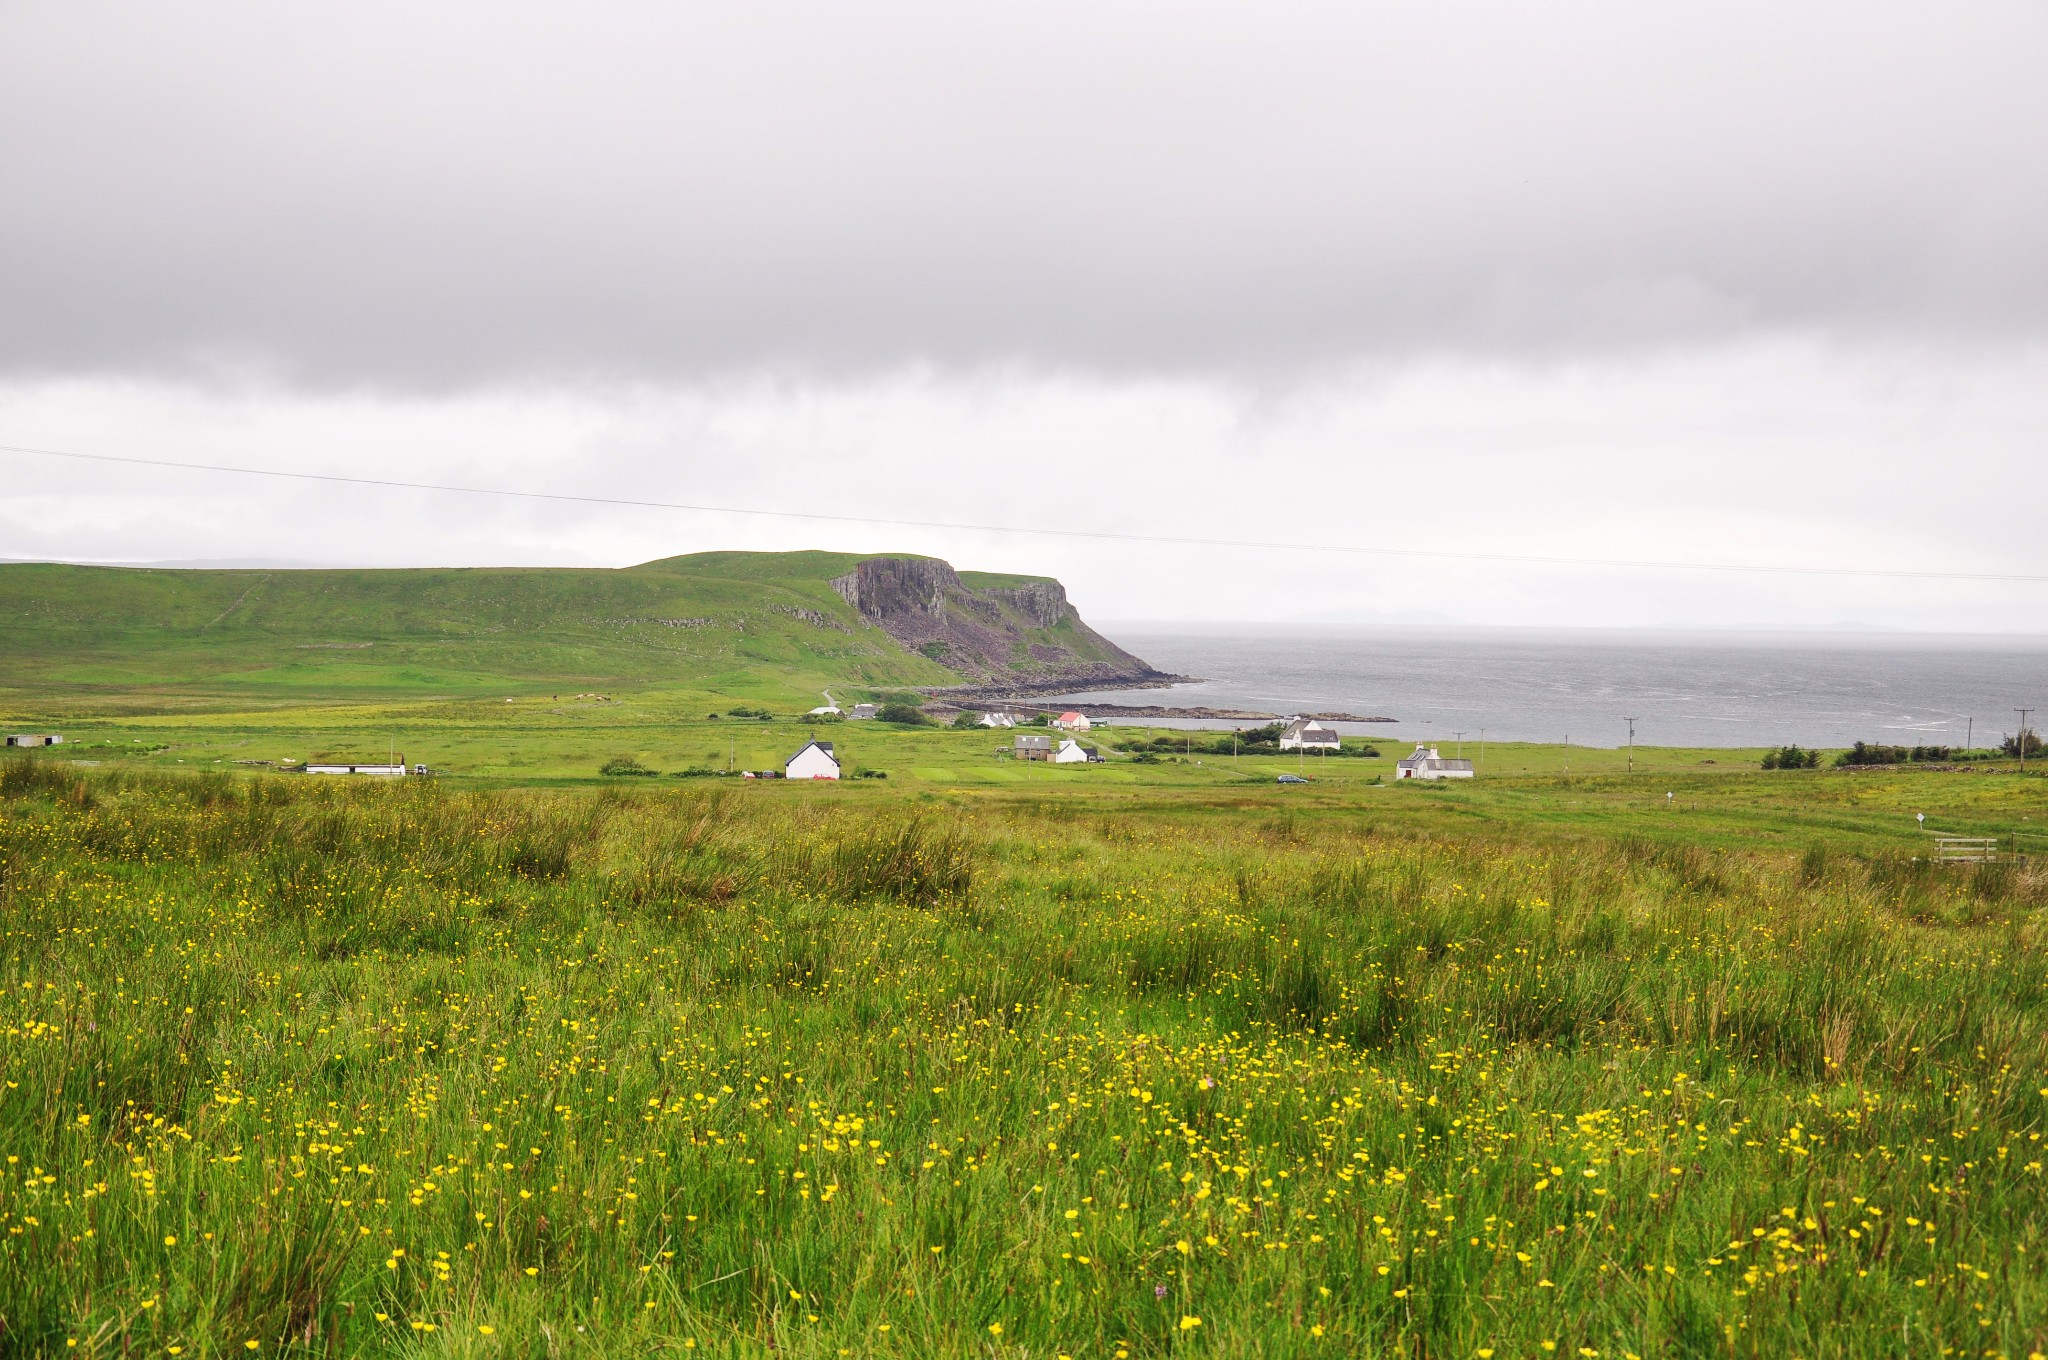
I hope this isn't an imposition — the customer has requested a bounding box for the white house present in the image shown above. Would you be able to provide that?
[808,704,842,716]
[1053,738,1101,764]
[5,734,62,747]
[306,761,408,776]
[1279,718,1340,753]
[786,740,841,780]
[1014,733,1054,761]
[847,704,879,721]
[977,711,1017,729]
[1394,744,1474,780]
[1051,711,1092,732]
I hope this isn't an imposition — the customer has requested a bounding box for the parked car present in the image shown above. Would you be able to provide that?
[1276,773,1310,784]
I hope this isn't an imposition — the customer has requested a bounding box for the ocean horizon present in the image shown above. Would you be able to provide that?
[1059,623,2048,750]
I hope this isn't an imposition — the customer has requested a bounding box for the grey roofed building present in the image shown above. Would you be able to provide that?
[1013,733,1054,760]
[1394,744,1475,780]
[847,703,879,720]
[1278,718,1340,751]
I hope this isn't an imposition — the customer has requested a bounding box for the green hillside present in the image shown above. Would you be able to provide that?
[0,551,1150,712]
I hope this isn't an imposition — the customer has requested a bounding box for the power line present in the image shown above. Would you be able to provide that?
[4,439,2046,584]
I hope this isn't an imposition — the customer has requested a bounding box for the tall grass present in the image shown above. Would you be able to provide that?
[1,765,2045,1357]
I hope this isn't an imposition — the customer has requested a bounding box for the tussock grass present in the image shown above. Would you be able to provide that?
[1,765,2045,1356]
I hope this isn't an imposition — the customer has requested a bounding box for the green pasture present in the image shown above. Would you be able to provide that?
[6,693,2042,859]
[5,586,2047,1357]
[2,759,2046,1359]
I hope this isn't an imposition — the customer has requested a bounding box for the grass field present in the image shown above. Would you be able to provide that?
[3,748,2046,1357]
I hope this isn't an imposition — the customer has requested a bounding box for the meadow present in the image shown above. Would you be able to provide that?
[3,754,2046,1358]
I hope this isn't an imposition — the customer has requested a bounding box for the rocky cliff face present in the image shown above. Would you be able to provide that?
[829,557,1160,687]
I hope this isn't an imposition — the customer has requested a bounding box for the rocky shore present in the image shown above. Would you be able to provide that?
[928,692,1396,723]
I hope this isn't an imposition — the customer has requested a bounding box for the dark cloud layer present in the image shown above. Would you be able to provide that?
[2,1,2043,387]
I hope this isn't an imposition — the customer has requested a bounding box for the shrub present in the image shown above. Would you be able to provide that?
[876,703,931,726]
[2003,728,2042,759]
[599,755,659,777]
[1836,741,1955,767]
[1762,745,1820,770]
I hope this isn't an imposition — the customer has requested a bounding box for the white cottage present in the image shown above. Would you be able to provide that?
[977,711,1018,729]
[1052,738,1097,764]
[1278,718,1340,753]
[786,740,841,780]
[847,704,879,721]
[1394,744,1474,780]
[1051,711,1092,732]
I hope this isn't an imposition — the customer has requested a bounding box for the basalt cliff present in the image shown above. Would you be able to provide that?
[828,556,1164,688]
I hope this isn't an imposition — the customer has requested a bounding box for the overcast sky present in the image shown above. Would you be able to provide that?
[2,1,2043,629]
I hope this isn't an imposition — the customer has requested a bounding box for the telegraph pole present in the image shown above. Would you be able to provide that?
[1452,730,1467,758]
[1564,734,1570,779]
[2020,709,2036,772]
[1479,728,1485,773]
[1625,717,1638,775]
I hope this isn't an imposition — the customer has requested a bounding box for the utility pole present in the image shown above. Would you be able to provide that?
[1967,717,1973,752]
[1564,734,1569,779]
[1624,717,1638,775]
[1452,730,1467,758]
[2020,709,2036,771]
[1479,728,1485,773]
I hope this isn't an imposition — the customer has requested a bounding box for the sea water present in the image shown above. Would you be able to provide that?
[1053,626,2048,749]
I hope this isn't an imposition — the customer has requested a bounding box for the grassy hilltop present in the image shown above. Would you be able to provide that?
[0,551,1152,713]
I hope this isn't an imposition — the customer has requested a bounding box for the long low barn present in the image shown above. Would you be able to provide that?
[306,762,410,776]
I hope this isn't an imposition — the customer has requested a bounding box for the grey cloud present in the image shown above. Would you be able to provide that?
[1,0,2043,387]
